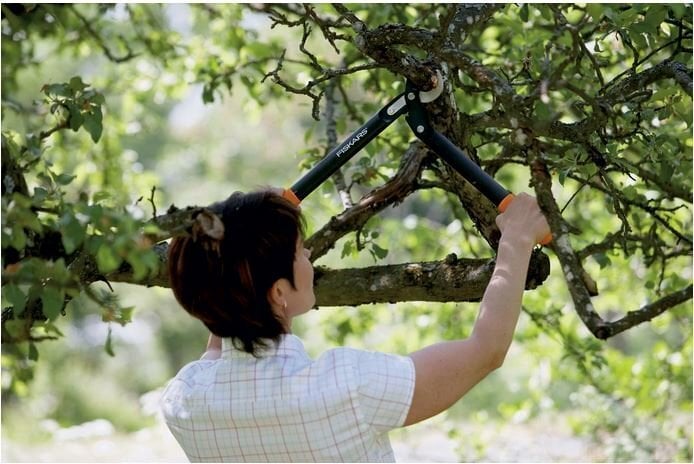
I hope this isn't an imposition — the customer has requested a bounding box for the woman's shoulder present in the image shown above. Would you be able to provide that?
[165,358,222,390]
[314,345,413,376]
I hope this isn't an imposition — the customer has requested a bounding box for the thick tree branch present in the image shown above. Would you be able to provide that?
[437,48,522,110]
[106,248,551,307]
[531,156,616,338]
[445,4,502,46]
[332,3,503,89]
[331,3,437,90]
[602,59,693,98]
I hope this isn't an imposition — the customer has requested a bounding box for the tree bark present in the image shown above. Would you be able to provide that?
[105,245,551,307]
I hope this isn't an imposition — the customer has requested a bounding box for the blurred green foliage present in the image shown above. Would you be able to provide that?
[1,3,691,462]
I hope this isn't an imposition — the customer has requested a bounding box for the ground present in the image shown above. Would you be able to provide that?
[2,413,598,462]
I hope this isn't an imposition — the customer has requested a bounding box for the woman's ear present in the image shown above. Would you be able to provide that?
[267,278,289,310]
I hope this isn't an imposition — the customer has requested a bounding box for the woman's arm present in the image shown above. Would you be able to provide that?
[404,193,549,426]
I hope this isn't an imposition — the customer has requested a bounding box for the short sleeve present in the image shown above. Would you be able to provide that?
[354,350,415,433]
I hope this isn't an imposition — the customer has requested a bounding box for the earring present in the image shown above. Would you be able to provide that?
[282,301,288,311]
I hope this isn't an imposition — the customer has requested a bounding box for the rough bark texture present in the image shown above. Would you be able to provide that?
[106,247,551,307]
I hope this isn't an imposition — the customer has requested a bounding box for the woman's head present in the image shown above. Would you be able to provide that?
[167,190,314,356]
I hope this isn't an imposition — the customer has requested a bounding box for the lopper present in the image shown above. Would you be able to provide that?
[281,71,552,246]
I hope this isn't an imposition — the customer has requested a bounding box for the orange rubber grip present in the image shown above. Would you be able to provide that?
[497,193,552,246]
[281,188,301,207]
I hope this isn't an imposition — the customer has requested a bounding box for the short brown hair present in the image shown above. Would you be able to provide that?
[167,190,304,356]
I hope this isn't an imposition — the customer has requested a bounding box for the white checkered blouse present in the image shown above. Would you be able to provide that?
[161,334,416,462]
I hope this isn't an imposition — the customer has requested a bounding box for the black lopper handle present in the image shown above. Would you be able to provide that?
[283,92,410,205]
[404,83,552,245]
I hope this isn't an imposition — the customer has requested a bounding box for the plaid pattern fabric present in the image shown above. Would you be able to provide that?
[161,334,415,462]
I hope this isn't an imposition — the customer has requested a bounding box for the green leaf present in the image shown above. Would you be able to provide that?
[83,112,103,143]
[41,287,64,320]
[372,243,388,260]
[202,85,215,104]
[116,306,135,326]
[28,343,39,361]
[142,223,162,236]
[54,173,76,186]
[594,253,612,269]
[341,240,354,259]
[67,103,84,131]
[520,4,529,22]
[534,101,553,122]
[586,4,604,21]
[60,214,85,254]
[43,321,64,337]
[629,21,653,35]
[559,170,568,185]
[651,86,677,102]
[4,284,27,316]
[3,319,26,338]
[32,187,49,203]
[91,92,106,105]
[105,326,115,357]
[669,4,687,19]
[96,244,122,273]
[127,251,148,281]
[42,83,71,97]
[10,225,27,251]
[92,191,112,204]
[68,76,88,92]
[643,5,669,33]
[659,160,675,183]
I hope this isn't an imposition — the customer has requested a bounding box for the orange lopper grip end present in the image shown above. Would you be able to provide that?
[497,193,515,213]
[497,193,553,246]
[539,233,553,246]
[281,188,301,207]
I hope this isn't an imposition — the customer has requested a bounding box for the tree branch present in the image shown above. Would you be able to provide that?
[331,3,437,90]
[305,141,431,259]
[600,284,693,338]
[530,153,692,339]
[68,5,140,63]
[106,249,551,307]
[324,75,353,209]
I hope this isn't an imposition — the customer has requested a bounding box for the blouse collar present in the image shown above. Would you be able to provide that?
[221,334,310,361]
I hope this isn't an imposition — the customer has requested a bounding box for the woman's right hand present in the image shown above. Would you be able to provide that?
[495,193,551,246]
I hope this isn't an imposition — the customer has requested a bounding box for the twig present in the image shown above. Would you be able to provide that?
[148,186,158,218]
[68,5,139,63]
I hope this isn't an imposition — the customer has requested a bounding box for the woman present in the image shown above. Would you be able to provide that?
[160,189,550,462]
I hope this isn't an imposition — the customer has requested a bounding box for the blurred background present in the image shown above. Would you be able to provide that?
[1,4,691,462]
